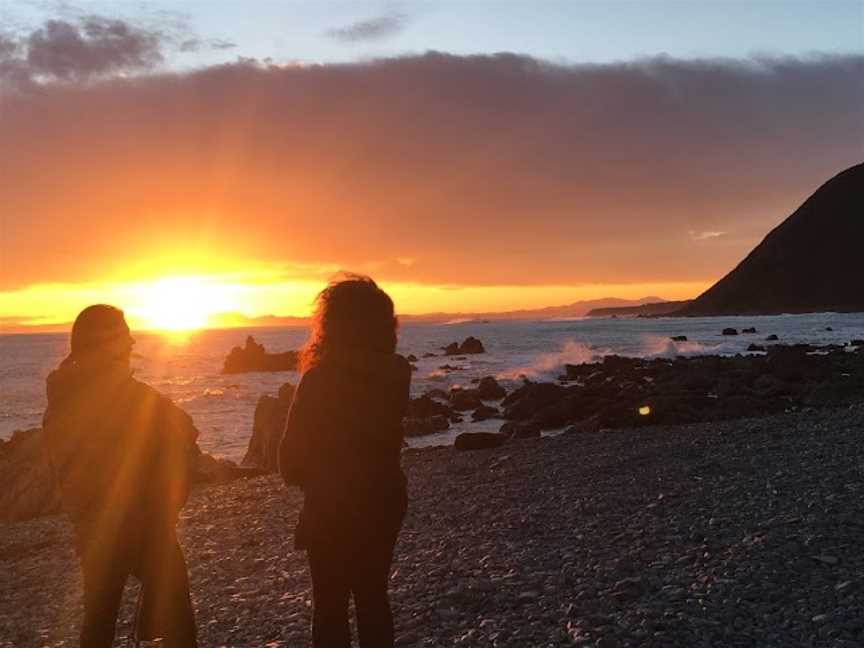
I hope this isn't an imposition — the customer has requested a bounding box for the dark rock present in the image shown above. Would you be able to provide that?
[442,337,485,356]
[407,396,452,419]
[742,327,758,334]
[472,405,501,421]
[722,328,739,336]
[670,335,688,342]
[476,376,506,400]
[747,343,766,352]
[223,336,299,374]
[454,432,506,451]
[195,451,261,483]
[766,334,779,341]
[422,352,437,358]
[850,339,864,347]
[502,383,567,420]
[500,421,541,439]
[450,388,483,411]
[422,388,450,400]
[405,354,418,362]
[242,383,295,471]
[826,327,834,331]
[0,428,61,522]
[441,343,460,355]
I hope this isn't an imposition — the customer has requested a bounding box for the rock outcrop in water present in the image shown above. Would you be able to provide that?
[677,163,864,316]
[222,336,299,374]
[442,337,485,355]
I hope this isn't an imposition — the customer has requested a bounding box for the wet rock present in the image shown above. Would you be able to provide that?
[450,389,483,412]
[722,328,739,336]
[472,405,501,421]
[742,327,758,334]
[454,432,507,451]
[223,336,299,374]
[477,376,506,400]
[747,344,766,352]
[407,396,452,419]
[442,337,486,356]
[670,336,688,342]
[502,383,567,421]
[500,421,541,439]
[766,334,779,341]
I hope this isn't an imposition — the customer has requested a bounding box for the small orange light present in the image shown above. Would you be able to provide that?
[638,406,651,416]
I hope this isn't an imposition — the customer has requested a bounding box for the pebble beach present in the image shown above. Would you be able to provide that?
[3,405,863,647]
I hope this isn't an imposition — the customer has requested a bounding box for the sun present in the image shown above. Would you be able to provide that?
[126,276,235,331]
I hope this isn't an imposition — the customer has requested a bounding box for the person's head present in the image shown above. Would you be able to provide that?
[67,304,135,369]
[301,274,397,372]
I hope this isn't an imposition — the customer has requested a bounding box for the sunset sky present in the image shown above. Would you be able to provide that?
[1,1,862,331]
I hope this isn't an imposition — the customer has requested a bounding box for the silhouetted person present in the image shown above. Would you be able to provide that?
[43,305,198,648]
[279,276,410,648]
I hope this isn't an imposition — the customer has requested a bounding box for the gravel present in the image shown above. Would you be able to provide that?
[2,405,863,647]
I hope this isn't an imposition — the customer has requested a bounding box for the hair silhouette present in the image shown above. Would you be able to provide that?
[300,274,398,372]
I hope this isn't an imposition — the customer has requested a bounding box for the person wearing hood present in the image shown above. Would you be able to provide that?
[279,275,411,648]
[43,305,198,648]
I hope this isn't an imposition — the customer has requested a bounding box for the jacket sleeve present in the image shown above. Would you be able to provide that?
[155,396,200,516]
[278,371,317,487]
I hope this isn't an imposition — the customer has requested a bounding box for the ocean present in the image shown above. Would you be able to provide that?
[3,312,864,460]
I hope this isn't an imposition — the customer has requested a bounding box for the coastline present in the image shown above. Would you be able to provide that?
[3,406,863,647]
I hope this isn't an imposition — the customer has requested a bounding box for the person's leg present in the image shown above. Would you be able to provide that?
[353,532,398,648]
[308,543,352,648]
[135,532,197,648]
[78,534,132,648]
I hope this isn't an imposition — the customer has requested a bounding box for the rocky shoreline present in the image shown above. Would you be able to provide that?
[3,404,864,647]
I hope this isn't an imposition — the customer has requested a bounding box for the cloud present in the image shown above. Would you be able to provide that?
[24,16,163,80]
[0,52,861,291]
[690,230,727,241]
[326,13,407,42]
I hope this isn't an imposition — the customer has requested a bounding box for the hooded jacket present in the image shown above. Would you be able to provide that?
[43,360,198,536]
[278,351,411,550]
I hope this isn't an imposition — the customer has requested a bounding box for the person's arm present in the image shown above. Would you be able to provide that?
[278,371,317,487]
[156,395,200,515]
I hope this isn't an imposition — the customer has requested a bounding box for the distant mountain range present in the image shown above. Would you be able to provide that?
[211,296,667,328]
[677,162,864,316]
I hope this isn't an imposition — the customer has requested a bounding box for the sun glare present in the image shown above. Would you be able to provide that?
[126,277,235,332]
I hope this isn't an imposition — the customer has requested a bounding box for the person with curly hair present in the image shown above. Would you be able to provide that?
[279,275,411,648]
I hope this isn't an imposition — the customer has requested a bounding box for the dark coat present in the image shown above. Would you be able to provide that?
[43,361,198,540]
[279,351,411,550]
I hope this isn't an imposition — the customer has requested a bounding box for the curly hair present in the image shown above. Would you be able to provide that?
[300,274,398,372]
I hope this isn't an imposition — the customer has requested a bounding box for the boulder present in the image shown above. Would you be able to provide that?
[195,450,261,483]
[242,383,295,471]
[747,344,766,352]
[742,327,758,334]
[406,354,418,362]
[450,388,483,411]
[471,405,501,421]
[850,339,864,347]
[722,328,739,336]
[430,415,451,431]
[0,428,61,522]
[407,395,452,419]
[670,335,688,342]
[765,334,779,341]
[476,376,506,400]
[454,432,506,451]
[442,337,486,356]
[502,383,567,420]
[223,336,299,374]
